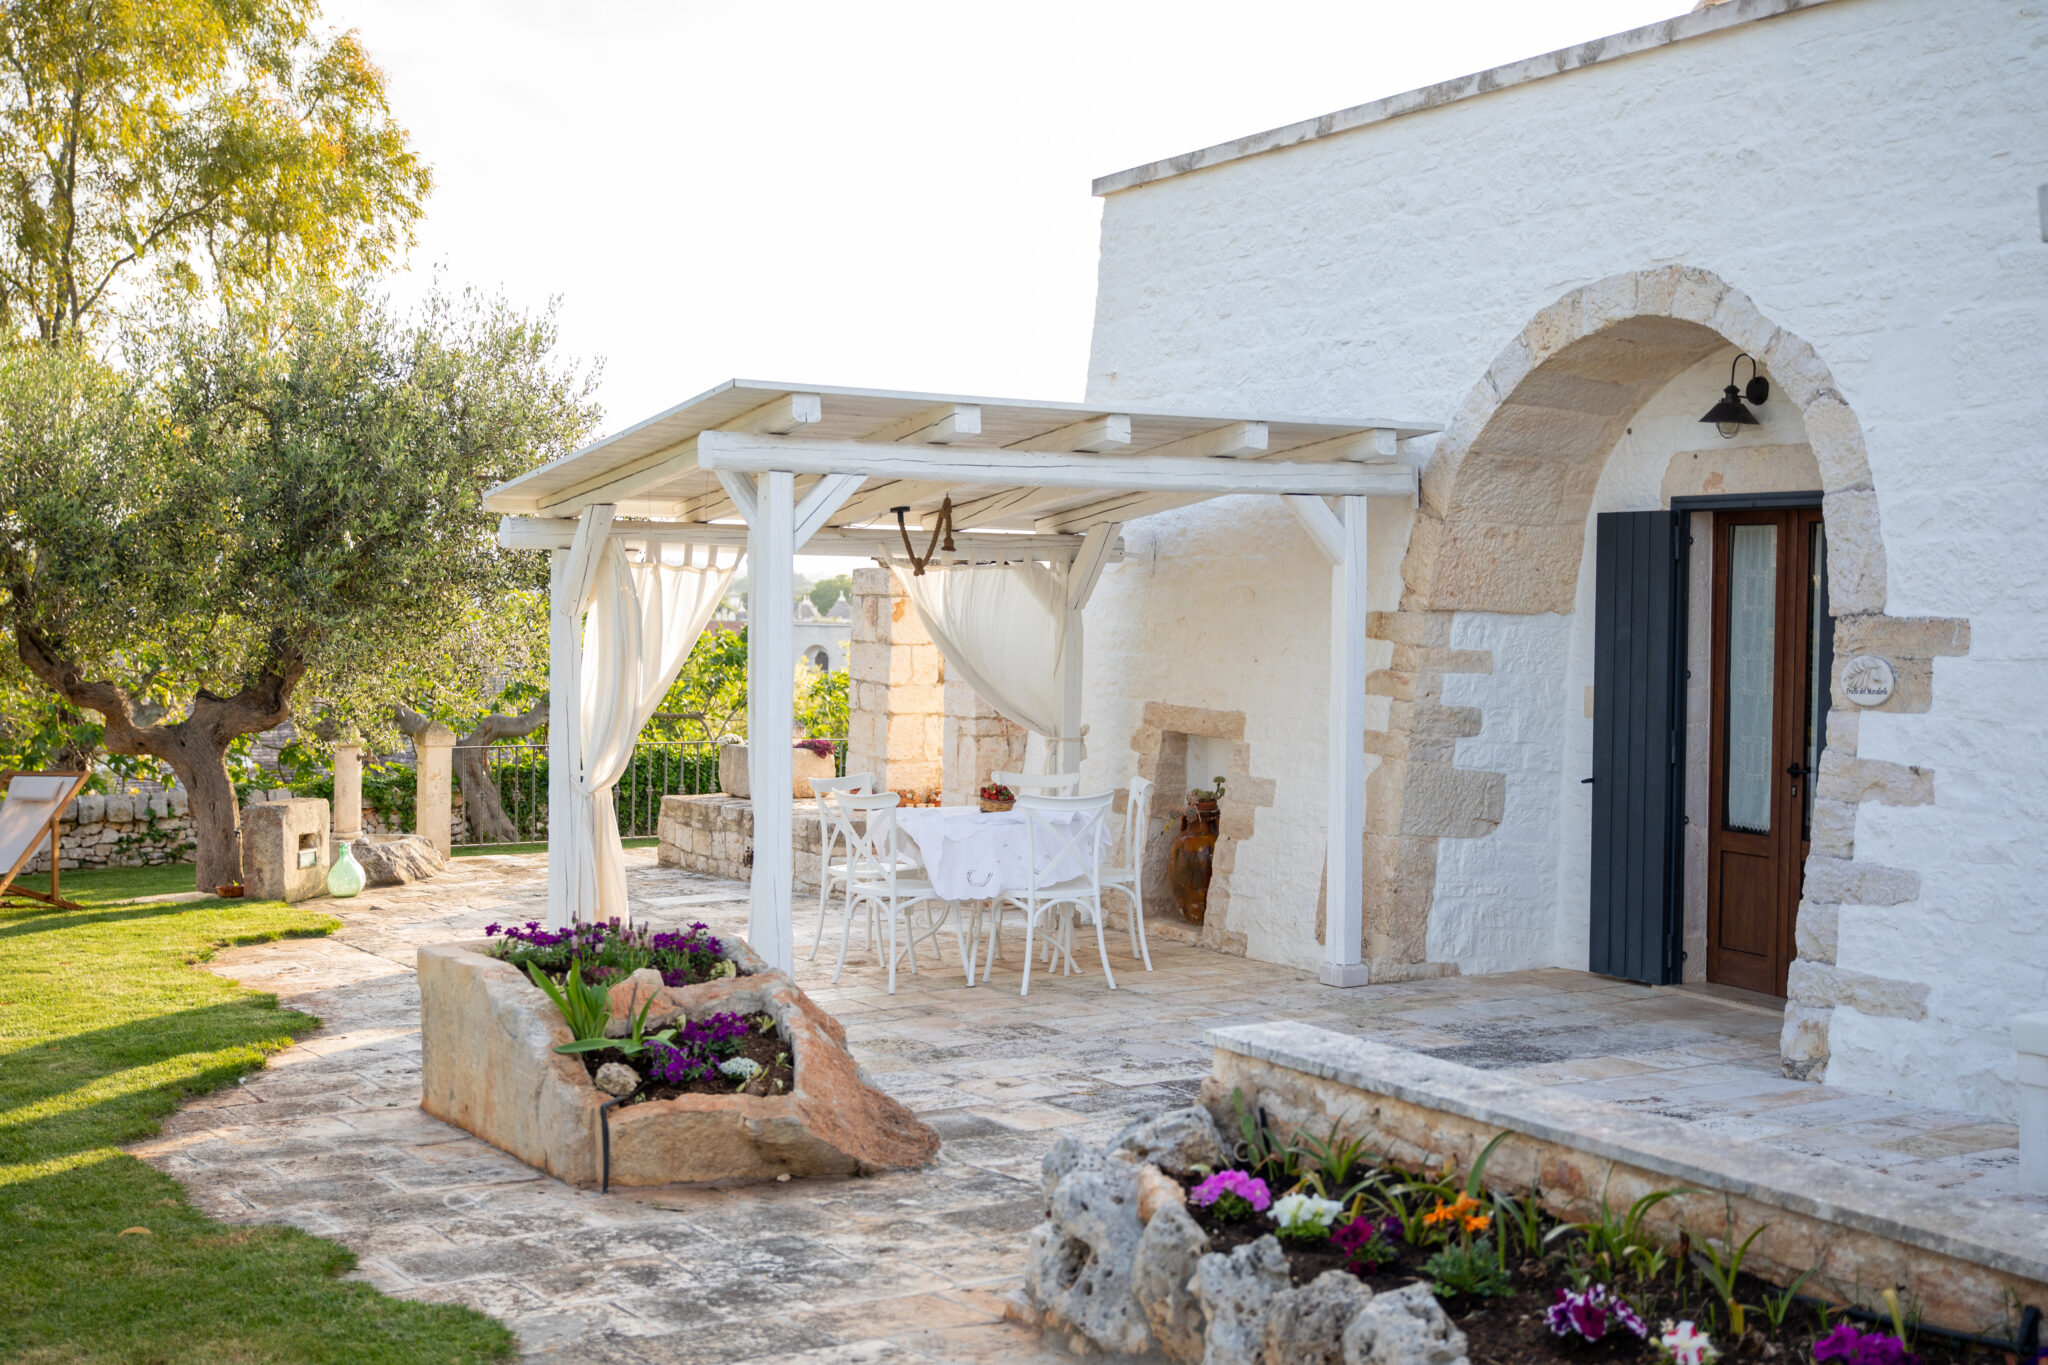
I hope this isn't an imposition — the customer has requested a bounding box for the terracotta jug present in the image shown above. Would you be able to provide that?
[1167,800,1220,924]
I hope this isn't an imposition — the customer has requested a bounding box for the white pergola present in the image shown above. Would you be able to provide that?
[483,380,1435,986]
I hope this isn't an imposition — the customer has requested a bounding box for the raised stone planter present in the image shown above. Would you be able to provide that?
[1021,1106,1471,1365]
[418,936,939,1186]
[1204,1021,2048,1334]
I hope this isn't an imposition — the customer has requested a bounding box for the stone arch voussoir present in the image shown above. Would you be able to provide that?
[1360,268,1963,1088]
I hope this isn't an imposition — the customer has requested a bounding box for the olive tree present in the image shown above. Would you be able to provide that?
[0,288,599,888]
[0,0,430,343]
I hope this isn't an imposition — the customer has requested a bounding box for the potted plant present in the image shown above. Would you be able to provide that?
[977,782,1015,813]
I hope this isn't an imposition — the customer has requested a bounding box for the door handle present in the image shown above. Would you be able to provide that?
[1785,762,1811,778]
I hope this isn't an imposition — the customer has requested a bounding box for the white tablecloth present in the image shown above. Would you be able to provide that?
[895,807,1092,901]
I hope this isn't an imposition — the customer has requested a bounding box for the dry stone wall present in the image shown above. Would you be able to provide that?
[25,791,196,872]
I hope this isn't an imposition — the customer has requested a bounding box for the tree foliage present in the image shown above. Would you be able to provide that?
[806,572,852,615]
[0,0,431,343]
[0,286,600,883]
[651,627,747,744]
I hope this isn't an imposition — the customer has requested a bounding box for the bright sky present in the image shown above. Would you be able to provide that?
[329,0,1689,432]
[325,0,1688,579]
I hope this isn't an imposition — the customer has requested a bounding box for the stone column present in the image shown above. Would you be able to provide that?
[414,722,457,857]
[331,743,363,847]
[846,567,945,795]
[942,677,1027,806]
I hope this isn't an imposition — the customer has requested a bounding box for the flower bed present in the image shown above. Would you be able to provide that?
[1022,1102,2033,1365]
[577,1009,797,1102]
[417,932,938,1186]
[482,917,731,989]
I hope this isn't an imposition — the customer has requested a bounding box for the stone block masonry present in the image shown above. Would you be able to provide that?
[657,794,834,893]
[24,791,197,872]
[847,567,944,794]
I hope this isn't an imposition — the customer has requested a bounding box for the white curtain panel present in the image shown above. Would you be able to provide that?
[892,561,1066,740]
[563,542,735,920]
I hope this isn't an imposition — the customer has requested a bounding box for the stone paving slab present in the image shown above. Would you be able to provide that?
[128,849,2034,1361]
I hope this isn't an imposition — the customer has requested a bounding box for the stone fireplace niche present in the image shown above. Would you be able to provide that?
[1126,701,1275,957]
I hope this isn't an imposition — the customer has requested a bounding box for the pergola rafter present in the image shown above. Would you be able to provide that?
[483,380,1436,985]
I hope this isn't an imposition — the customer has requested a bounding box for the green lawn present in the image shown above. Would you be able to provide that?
[0,867,514,1363]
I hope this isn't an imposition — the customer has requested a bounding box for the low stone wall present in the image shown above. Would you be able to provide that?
[1204,1021,2048,1334]
[416,937,939,1185]
[656,794,833,891]
[25,791,197,872]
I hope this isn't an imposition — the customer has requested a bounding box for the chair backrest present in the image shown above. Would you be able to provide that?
[834,790,905,892]
[0,770,87,880]
[1016,791,1114,896]
[1121,775,1154,867]
[993,769,1081,796]
[811,772,877,850]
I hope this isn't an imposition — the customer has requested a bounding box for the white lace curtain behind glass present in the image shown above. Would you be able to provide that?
[1725,524,1778,834]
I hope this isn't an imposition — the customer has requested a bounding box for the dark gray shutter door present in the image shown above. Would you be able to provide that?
[1588,510,1685,984]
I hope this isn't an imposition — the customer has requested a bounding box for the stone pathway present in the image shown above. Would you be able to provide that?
[130,851,2033,1363]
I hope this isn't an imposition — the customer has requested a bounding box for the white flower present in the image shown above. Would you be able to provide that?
[719,1056,763,1080]
[1659,1320,1718,1365]
[1268,1192,1345,1234]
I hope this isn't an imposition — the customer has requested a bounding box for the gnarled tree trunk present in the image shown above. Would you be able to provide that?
[16,626,302,891]
[397,702,548,844]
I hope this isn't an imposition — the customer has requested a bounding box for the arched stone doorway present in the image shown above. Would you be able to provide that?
[1360,266,1967,1081]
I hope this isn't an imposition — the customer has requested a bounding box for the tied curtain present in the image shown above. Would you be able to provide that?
[563,542,734,920]
[892,561,1067,743]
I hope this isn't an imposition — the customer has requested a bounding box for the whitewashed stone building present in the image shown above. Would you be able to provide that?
[1070,0,2048,1120]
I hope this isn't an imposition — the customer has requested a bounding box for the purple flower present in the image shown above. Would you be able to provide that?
[1814,1326,1919,1365]
[1546,1286,1648,1343]
[1189,1170,1271,1213]
[642,1011,754,1085]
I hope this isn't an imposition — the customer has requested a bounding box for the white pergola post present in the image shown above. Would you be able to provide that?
[745,470,798,971]
[1288,493,1371,987]
[1058,523,1119,774]
[720,468,862,972]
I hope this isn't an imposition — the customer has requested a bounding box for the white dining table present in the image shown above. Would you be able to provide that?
[894,806,1092,902]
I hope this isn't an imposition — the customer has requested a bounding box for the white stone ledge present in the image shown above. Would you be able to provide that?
[1205,1019,2048,1290]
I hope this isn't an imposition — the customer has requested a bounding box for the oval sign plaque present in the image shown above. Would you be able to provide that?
[1842,654,1896,707]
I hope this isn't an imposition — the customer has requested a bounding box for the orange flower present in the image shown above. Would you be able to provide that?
[1423,1194,1481,1227]
[1463,1212,1492,1235]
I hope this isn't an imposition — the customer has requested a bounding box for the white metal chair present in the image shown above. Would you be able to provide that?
[975,791,1116,996]
[992,769,1081,796]
[835,792,970,994]
[806,772,877,962]
[1098,775,1155,971]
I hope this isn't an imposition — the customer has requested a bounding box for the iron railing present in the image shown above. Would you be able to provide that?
[450,738,848,847]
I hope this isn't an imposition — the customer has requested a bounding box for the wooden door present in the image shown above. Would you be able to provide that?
[1706,507,1828,996]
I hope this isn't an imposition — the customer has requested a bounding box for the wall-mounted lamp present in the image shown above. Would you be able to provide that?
[1700,354,1770,438]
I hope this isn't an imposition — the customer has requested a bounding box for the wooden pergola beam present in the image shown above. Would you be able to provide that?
[497,515,1118,564]
[694,431,1417,498]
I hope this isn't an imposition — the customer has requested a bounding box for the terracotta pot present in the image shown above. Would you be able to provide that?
[215,883,245,899]
[1167,802,1220,925]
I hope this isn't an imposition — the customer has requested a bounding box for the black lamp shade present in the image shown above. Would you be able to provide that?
[1700,385,1760,430]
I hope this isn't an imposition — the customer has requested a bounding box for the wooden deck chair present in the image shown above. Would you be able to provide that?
[0,770,91,910]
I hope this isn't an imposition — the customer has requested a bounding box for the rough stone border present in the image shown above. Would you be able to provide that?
[1205,1020,2048,1333]
[418,938,940,1185]
[1360,266,1968,1082]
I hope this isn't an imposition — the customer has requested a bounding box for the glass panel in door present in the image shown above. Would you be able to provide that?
[1722,524,1777,835]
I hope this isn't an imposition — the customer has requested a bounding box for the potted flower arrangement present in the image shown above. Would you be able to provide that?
[978,782,1015,813]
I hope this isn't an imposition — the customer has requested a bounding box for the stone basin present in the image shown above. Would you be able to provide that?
[417,937,939,1186]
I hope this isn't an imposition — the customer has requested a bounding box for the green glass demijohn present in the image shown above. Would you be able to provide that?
[327,840,366,898]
